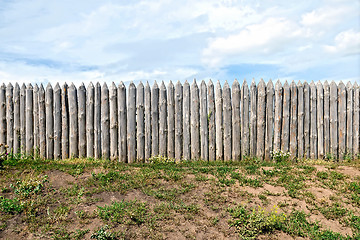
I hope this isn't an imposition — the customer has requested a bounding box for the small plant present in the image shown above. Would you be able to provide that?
[148,155,175,164]
[0,196,23,214]
[325,153,335,161]
[91,225,117,240]
[0,143,9,169]
[271,150,290,163]
[10,175,48,198]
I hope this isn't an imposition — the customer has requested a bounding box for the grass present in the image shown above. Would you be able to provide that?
[0,152,359,239]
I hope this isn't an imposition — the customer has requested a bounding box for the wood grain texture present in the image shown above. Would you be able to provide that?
[182,81,190,160]
[0,84,6,152]
[159,82,168,157]
[6,84,14,152]
[303,81,310,158]
[13,84,20,154]
[61,83,69,159]
[191,80,200,160]
[208,80,216,161]
[310,81,317,159]
[175,81,183,161]
[250,79,257,157]
[46,84,54,159]
[127,83,136,163]
[68,83,78,158]
[118,82,127,162]
[281,81,290,153]
[241,80,250,158]
[330,81,338,159]
[136,82,145,162]
[265,80,274,161]
[223,81,232,161]
[200,80,208,160]
[86,83,95,158]
[232,80,241,161]
[151,81,159,157]
[110,82,118,160]
[78,83,86,158]
[289,81,297,159]
[346,82,353,157]
[353,83,359,155]
[215,81,223,160]
[101,83,110,160]
[39,84,46,158]
[54,83,62,159]
[273,80,282,153]
[144,82,151,161]
[297,81,304,159]
[167,81,175,159]
[323,81,330,157]
[317,81,324,159]
[256,79,266,160]
[94,83,101,159]
[338,82,346,160]
[20,84,26,152]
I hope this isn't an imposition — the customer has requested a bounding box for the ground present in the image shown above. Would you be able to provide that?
[0,154,359,240]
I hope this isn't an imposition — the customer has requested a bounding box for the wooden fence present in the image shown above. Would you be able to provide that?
[0,79,359,162]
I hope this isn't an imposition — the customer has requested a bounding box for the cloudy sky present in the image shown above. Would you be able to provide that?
[0,0,359,86]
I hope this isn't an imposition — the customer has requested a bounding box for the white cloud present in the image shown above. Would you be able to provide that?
[300,6,350,27]
[324,29,360,55]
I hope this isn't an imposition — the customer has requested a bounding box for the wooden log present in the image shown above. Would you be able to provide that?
[86,83,95,158]
[78,83,86,158]
[281,81,290,153]
[159,81,167,157]
[39,84,46,158]
[144,82,151,161]
[137,82,145,162]
[61,83,69,159]
[289,81,297,159]
[223,81,232,161]
[20,84,26,152]
[241,80,250,158]
[13,84,20,154]
[208,80,216,161]
[232,80,241,161]
[353,83,359,156]
[6,84,14,152]
[256,79,266,160]
[323,81,330,157]
[310,81,317,159]
[118,82,127,162]
[250,79,257,157]
[297,81,304,158]
[338,82,346,160]
[167,81,175,159]
[317,81,324,159]
[330,81,338,160]
[54,83,62,159]
[101,83,110,160]
[127,82,136,163]
[215,81,223,160]
[346,82,353,157]
[200,80,208,161]
[182,81,190,160]
[109,83,118,160]
[33,84,39,151]
[175,81,183,161]
[191,80,200,160]
[265,80,274,161]
[151,81,159,157]
[303,81,311,158]
[94,82,101,159]
[0,84,6,152]
[46,83,54,159]
[68,83,78,158]
[273,80,283,153]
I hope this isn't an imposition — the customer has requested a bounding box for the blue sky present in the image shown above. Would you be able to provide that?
[0,0,359,86]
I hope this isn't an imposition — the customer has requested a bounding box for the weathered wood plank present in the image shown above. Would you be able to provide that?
[127,83,136,163]
[86,83,95,158]
[13,84,20,154]
[338,82,346,161]
[144,82,151,161]
[289,81,297,159]
[317,81,324,159]
[118,82,127,162]
[200,80,208,161]
[54,83,62,159]
[6,84,14,152]
[208,80,216,161]
[159,82,167,157]
[353,83,360,156]
[232,80,241,161]
[175,81,183,161]
[39,84,46,158]
[330,81,338,160]
[256,79,266,160]
[310,81,317,159]
[241,80,250,158]
[61,83,69,159]
[223,81,232,161]
[323,81,330,157]
[297,81,304,158]
[281,81,290,153]
[68,83,78,158]
[167,81,175,159]
[265,80,274,161]
[25,84,33,153]
[20,84,26,152]
[191,80,200,160]
[33,84,39,151]
[273,80,282,153]
[303,81,311,158]
[46,84,54,159]
[109,82,118,160]
[101,83,110,160]
[346,82,353,157]
[78,83,86,158]
[137,82,145,162]
[182,81,190,160]
[151,81,159,157]
[250,79,257,157]
[95,83,102,159]
[0,84,5,152]
[215,81,223,160]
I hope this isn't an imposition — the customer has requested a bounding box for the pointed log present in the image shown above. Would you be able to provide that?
[94,83,101,159]
[317,81,324,159]
[46,83,54,159]
[353,83,359,156]
[13,84,20,154]
[110,83,118,160]
[256,79,266,160]
[101,83,110,160]
[86,83,95,158]
[323,81,330,157]
[151,81,159,157]
[20,84,26,152]
[346,82,353,157]
[127,82,136,163]
[289,81,297,160]
[304,81,311,158]
[208,80,216,161]
[6,84,14,152]
[191,80,200,160]
[182,81,190,160]
[232,80,241,161]
[338,82,346,160]
[200,80,208,160]
[175,81,183,161]
[68,83,78,158]
[61,83,69,159]
[281,81,290,153]
[168,81,175,159]
[144,82,151,161]
[250,79,257,157]
[78,83,86,158]
[33,84,39,151]
[265,80,274,161]
[136,82,145,162]
[273,80,283,153]
[223,81,232,161]
[54,83,62,159]
[297,81,304,158]
[118,82,127,162]
[39,84,46,158]
[159,82,167,157]
[330,81,338,159]
[310,81,317,159]
[241,80,250,158]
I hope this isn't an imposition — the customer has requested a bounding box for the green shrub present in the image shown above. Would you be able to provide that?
[0,196,23,214]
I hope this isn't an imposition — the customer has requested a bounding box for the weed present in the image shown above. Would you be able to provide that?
[91,225,117,240]
[317,171,329,179]
[10,175,48,198]
[271,150,290,163]
[0,196,23,214]
[73,229,90,240]
[318,202,347,220]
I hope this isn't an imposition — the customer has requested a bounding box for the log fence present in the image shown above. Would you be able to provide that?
[0,80,359,162]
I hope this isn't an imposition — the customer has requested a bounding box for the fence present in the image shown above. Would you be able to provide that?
[0,79,359,162]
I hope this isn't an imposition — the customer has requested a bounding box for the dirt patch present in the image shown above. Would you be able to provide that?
[337,166,360,179]
[47,170,76,188]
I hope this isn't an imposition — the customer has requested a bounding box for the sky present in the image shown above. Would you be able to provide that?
[0,0,359,86]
